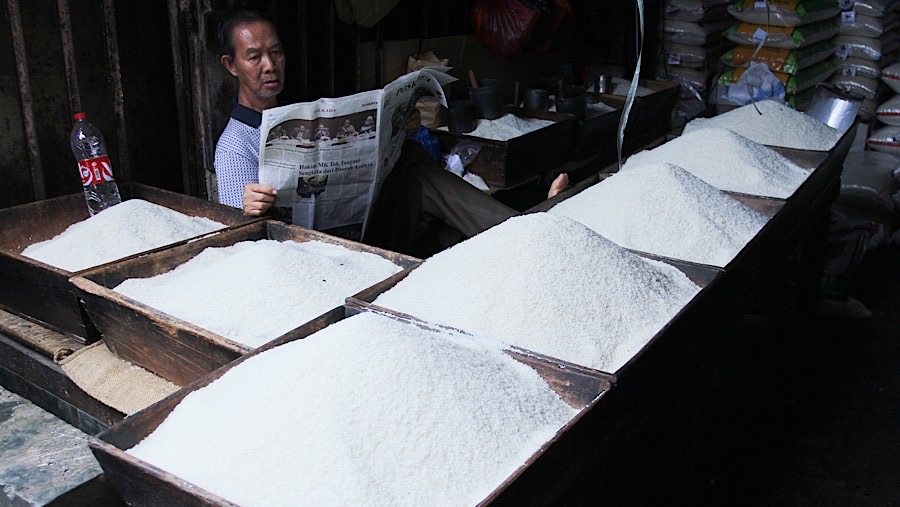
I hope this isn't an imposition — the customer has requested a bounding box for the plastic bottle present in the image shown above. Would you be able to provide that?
[70,112,121,215]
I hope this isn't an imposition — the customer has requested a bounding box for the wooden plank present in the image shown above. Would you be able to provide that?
[0,307,80,359]
[0,333,122,433]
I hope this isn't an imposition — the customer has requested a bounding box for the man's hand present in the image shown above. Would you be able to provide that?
[243,183,277,216]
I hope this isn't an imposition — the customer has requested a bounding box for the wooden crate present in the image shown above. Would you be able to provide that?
[430,109,577,188]
[349,251,723,382]
[591,79,679,149]
[70,220,421,386]
[89,305,611,506]
[571,97,625,161]
[0,183,254,343]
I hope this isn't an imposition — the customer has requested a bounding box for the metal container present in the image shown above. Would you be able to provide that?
[804,84,863,132]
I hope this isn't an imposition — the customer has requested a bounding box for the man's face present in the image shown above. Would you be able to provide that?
[222,21,285,111]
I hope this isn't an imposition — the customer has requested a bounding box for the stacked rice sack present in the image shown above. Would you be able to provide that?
[657,0,735,124]
[831,0,900,119]
[719,0,841,109]
[868,61,900,153]
[863,0,900,153]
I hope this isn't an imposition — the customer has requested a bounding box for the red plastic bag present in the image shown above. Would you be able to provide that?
[472,0,540,60]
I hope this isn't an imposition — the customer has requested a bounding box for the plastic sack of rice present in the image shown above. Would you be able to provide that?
[876,94,900,126]
[656,64,710,92]
[727,0,841,27]
[838,150,900,218]
[720,42,834,75]
[850,0,894,17]
[720,60,836,94]
[832,56,883,79]
[664,0,731,22]
[839,12,888,38]
[830,73,883,99]
[833,34,884,61]
[663,41,721,68]
[724,19,840,49]
[883,62,900,93]
[786,87,818,109]
[664,18,733,45]
[867,125,900,154]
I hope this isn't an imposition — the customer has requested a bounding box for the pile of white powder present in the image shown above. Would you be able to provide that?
[373,213,700,372]
[21,199,226,272]
[683,100,842,150]
[460,113,554,141]
[623,127,811,198]
[114,240,403,348]
[126,311,578,505]
[549,163,769,267]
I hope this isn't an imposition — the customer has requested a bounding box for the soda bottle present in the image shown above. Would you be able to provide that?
[70,112,121,215]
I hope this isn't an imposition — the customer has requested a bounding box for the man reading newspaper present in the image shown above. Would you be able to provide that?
[214,9,567,257]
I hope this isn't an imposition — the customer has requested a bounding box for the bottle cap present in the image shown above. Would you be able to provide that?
[73,112,87,120]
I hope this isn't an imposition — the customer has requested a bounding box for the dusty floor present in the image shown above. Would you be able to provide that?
[699,243,900,506]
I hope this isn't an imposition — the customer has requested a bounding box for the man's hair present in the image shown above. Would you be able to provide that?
[216,8,275,60]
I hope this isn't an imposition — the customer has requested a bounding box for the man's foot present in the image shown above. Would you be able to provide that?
[818,296,873,320]
[548,173,569,199]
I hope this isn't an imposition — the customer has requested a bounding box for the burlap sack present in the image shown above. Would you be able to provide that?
[58,340,180,415]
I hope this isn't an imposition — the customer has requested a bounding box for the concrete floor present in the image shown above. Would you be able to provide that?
[698,243,900,506]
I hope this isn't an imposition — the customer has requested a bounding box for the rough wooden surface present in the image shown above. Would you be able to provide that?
[0,306,80,359]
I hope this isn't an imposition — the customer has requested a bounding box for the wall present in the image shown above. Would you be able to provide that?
[0,0,656,210]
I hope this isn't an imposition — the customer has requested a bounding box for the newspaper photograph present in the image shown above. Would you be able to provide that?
[258,69,449,234]
[259,89,381,232]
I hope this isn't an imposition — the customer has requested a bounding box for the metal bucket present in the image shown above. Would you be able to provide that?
[804,84,863,132]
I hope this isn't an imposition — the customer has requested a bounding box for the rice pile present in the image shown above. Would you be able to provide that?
[549,163,769,267]
[460,114,554,140]
[683,99,842,150]
[373,212,701,372]
[623,127,811,198]
[114,240,403,348]
[21,199,226,272]
[127,311,579,505]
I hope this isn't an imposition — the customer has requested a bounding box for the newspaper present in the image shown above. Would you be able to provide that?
[258,69,449,234]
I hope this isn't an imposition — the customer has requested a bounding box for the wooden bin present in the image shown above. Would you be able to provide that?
[430,108,577,188]
[591,79,679,151]
[570,96,624,161]
[0,183,254,343]
[89,305,612,506]
[70,220,420,386]
[349,251,723,383]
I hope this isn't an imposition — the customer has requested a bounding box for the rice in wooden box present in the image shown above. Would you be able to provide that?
[429,109,576,188]
[88,306,612,505]
[0,183,254,343]
[348,212,723,383]
[70,220,420,386]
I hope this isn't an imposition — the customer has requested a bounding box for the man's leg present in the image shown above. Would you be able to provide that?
[365,140,517,257]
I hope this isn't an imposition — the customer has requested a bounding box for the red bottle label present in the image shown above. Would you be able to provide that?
[77,155,114,185]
